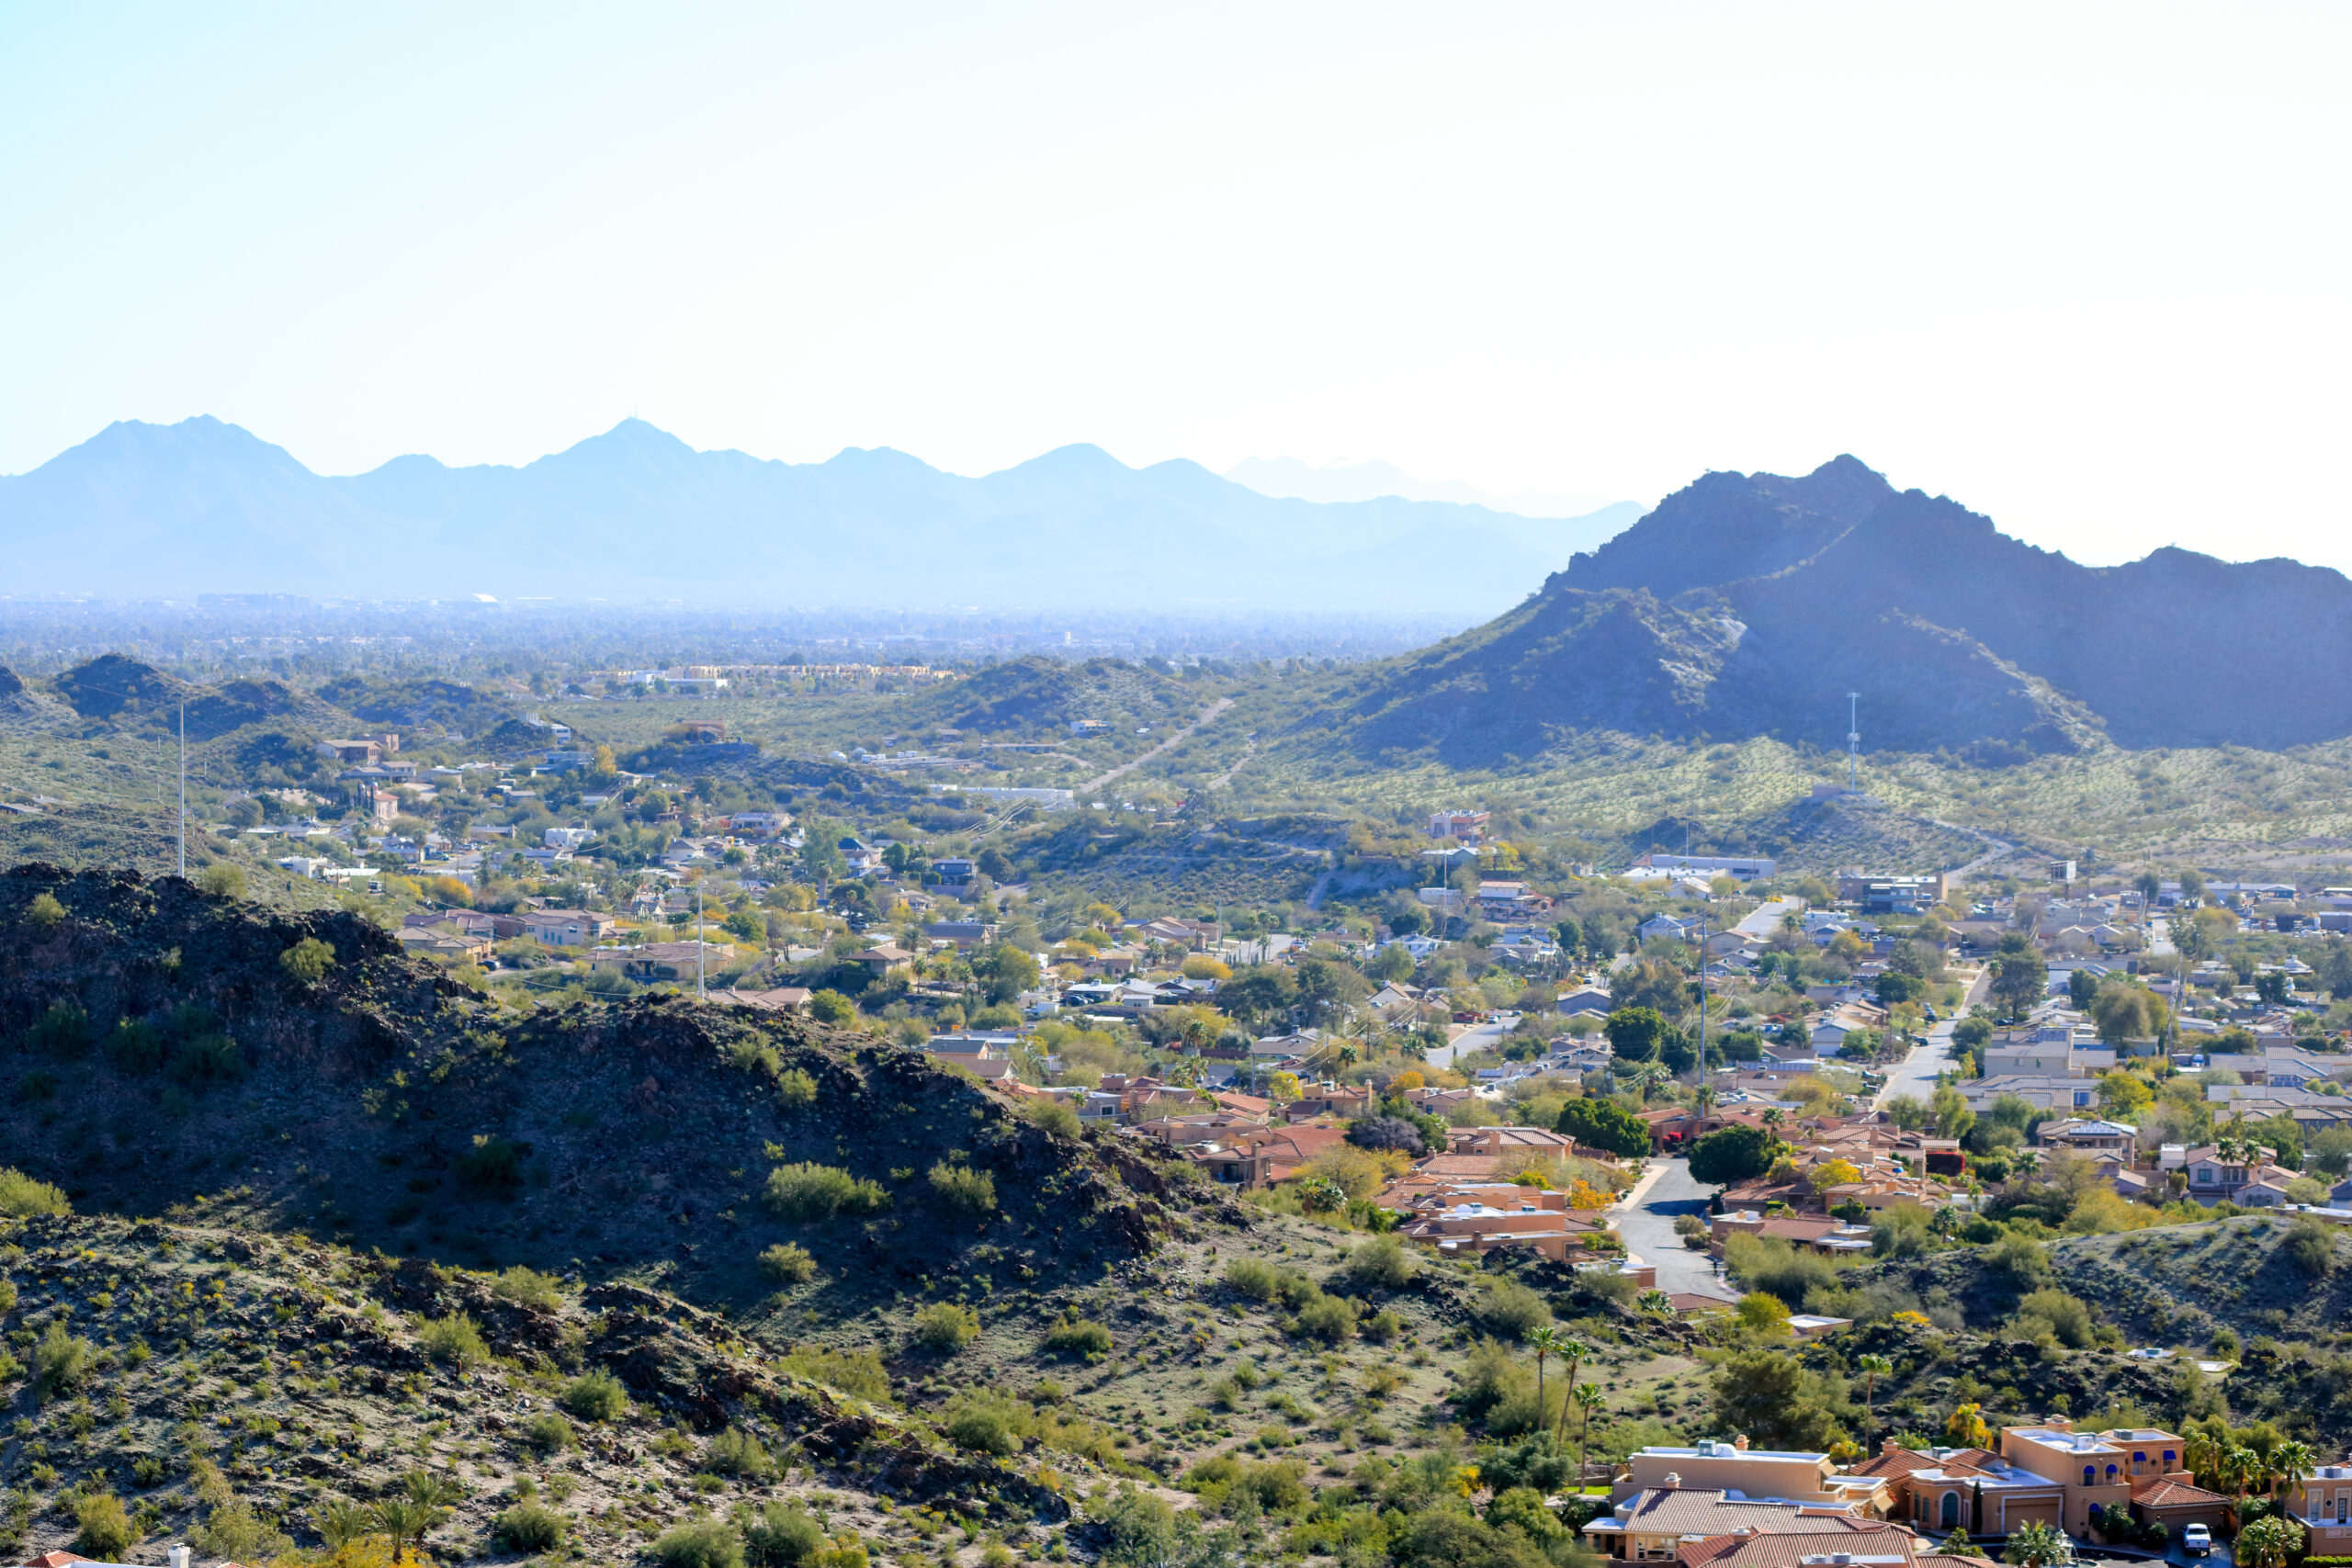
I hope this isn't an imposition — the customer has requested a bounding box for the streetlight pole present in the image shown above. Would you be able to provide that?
[177,701,187,879]
[696,884,706,999]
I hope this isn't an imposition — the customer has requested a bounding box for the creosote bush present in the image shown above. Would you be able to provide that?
[655,1517,748,1568]
[741,1502,825,1568]
[560,1368,630,1422]
[759,1243,819,1284]
[0,1167,69,1218]
[493,1502,566,1552]
[775,1067,819,1107]
[912,1302,980,1352]
[27,892,65,927]
[105,1018,166,1074]
[279,936,336,985]
[1341,1234,1416,1290]
[73,1490,132,1560]
[701,1427,778,1480]
[31,1322,95,1398]
[524,1412,575,1452]
[490,1265,564,1309]
[926,1161,997,1215]
[763,1163,889,1221]
[419,1313,489,1370]
[32,1001,89,1058]
[1041,1314,1114,1360]
[452,1134,524,1198]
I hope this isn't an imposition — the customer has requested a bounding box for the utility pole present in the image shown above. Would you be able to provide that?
[1846,693,1860,795]
[177,701,187,879]
[696,884,706,1000]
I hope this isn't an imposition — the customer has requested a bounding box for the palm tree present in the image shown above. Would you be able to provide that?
[2222,1444,2261,1509]
[1573,1382,1607,1487]
[2237,1517,2305,1568]
[316,1498,374,1551]
[1637,1288,1675,1320]
[373,1499,438,1555]
[1527,1325,1561,1421]
[1550,1337,1590,1443]
[2183,1428,2223,1491]
[1855,1353,1894,1447]
[2272,1439,2314,1508]
[2003,1519,2069,1568]
[1762,1107,1785,1128]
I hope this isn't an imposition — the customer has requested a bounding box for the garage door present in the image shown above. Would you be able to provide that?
[2004,1499,2064,1532]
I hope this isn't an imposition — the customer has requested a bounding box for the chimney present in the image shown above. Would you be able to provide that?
[1665,1472,1683,1487]
[172,1548,193,1568]
[1882,1438,1902,1455]
[1733,1434,1750,1450]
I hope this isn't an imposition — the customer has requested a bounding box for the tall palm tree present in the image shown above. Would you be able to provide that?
[2222,1445,2262,1509]
[1855,1354,1894,1447]
[2237,1517,2303,1568]
[2272,1440,2313,1508]
[1573,1382,1607,1487]
[2183,1428,2223,1491]
[1527,1325,1561,1423]
[1550,1337,1590,1443]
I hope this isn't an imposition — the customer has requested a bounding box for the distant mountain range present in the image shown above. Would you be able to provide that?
[1298,456,2352,761]
[1223,454,1635,523]
[0,418,1636,612]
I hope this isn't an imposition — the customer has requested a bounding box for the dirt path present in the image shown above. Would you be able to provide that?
[1079,697,1232,795]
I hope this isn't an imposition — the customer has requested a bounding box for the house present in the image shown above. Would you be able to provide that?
[1678,1524,1978,1568]
[2180,1143,2291,1203]
[1136,916,1219,950]
[2282,1458,2352,1555]
[397,928,493,963]
[1557,985,1617,1018]
[1612,1438,1880,1508]
[1850,1438,2067,1536]
[1250,1030,1323,1062]
[1835,870,1948,913]
[514,908,616,947]
[929,857,978,887]
[849,943,915,978]
[712,986,812,1015]
[2034,1119,2137,1158]
[1446,1126,1577,1160]
[1475,881,1555,916]
[1997,1422,2192,1535]
[585,941,737,979]
[1396,1199,1605,1264]
[1428,809,1490,841]
[1189,1124,1351,1189]
[922,921,998,950]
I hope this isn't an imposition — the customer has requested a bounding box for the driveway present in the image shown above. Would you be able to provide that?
[1612,1156,1735,1300]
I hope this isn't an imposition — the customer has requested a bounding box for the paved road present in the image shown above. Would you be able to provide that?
[1735,897,1802,940]
[1612,1157,1736,1301]
[1425,1019,1507,1070]
[1873,1016,1958,1111]
[1079,696,1233,795]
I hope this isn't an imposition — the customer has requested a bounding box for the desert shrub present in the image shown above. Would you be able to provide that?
[701,1427,778,1479]
[169,1032,246,1086]
[2011,1287,2095,1348]
[453,1134,524,1197]
[775,1066,819,1106]
[1475,1280,1553,1339]
[420,1313,489,1370]
[759,1243,819,1284]
[926,1161,997,1215]
[655,1518,747,1568]
[742,1502,826,1567]
[195,1499,292,1562]
[807,990,855,1025]
[1726,1232,1847,1306]
[763,1162,889,1221]
[1341,1234,1416,1290]
[1041,1314,1114,1359]
[197,863,247,899]
[1224,1258,1283,1301]
[490,1265,563,1309]
[1365,1308,1405,1343]
[560,1368,630,1422]
[524,1413,575,1452]
[0,1167,68,1217]
[493,1502,567,1552]
[1019,1099,1082,1138]
[105,1018,167,1074]
[73,1490,132,1559]
[1294,1291,1361,1343]
[944,1393,1027,1456]
[778,1346,890,1402]
[31,1322,94,1397]
[31,1001,89,1058]
[279,936,336,984]
[1453,1338,1532,1419]
[27,892,65,927]
[2287,1215,2335,1277]
[912,1302,980,1352]
[1986,1232,2049,1282]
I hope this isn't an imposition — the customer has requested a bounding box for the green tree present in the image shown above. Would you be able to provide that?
[1573,1382,1607,1483]
[973,943,1042,1003]
[1855,1353,1893,1444]
[1556,1096,1651,1158]
[2004,1520,2069,1567]
[2067,967,2100,1010]
[1929,1082,1975,1142]
[1689,1123,1776,1187]
[1991,935,2048,1019]
[1711,1348,1854,1450]
[1603,1006,1671,1064]
[2235,1517,2302,1568]
[279,936,335,985]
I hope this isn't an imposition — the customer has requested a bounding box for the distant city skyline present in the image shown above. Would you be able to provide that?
[3,4,2346,570]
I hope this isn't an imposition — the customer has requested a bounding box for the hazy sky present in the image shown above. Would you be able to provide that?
[3,4,2346,567]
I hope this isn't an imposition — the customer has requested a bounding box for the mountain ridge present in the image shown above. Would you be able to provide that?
[0,417,1634,611]
[1292,456,2352,761]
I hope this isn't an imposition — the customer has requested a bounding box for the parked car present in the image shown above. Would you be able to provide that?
[2182,1524,2211,1556]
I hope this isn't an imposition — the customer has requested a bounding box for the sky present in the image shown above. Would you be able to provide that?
[2,4,2347,569]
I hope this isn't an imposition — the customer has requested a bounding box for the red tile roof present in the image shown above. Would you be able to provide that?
[2132,1475,2228,1509]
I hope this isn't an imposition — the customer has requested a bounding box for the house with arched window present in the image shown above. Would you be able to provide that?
[1849,1439,2065,1537]
[1997,1422,2193,1536]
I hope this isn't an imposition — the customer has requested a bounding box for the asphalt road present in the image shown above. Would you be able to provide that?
[1873,1016,1958,1111]
[1426,1019,1507,1071]
[1613,1157,1736,1300]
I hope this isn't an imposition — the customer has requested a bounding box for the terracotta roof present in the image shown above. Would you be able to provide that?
[1679,1523,1923,1568]
[1414,1154,1507,1178]
[2132,1475,2228,1508]
[1667,1292,1734,1314]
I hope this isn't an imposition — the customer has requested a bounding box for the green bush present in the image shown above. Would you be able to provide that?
[560,1368,629,1422]
[775,1067,819,1107]
[490,1265,564,1309]
[1019,1099,1082,1139]
[32,1001,89,1058]
[763,1162,890,1221]
[779,1347,890,1402]
[2012,1287,2095,1349]
[27,892,65,927]
[926,1161,997,1215]
[701,1427,778,1480]
[1041,1314,1114,1360]
[1474,1280,1552,1339]
[453,1134,524,1197]
[912,1302,980,1352]
[420,1312,489,1370]
[1294,1292,1361,1343]
[105,1018,167,1074]
[1341,1234,1416,1290]
[2287,1215,2335,1277]
[0,1167,69,1217]
[493,1501,567,1552]
[741,1502,825,1567]
[194,1499,291,1562]
[73,1490,132,1560]
[279,936,335,984]
[759,1243,819,1284]
[524,1412,575,1452]
[31,1322,94,1397]
[655,1518,747,1568]
[807,990,855,1025]
[197,863,248,899]
[168,1032,245,1086]
[944,1393,1024,1456]
[1224,1258,1283,1300]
